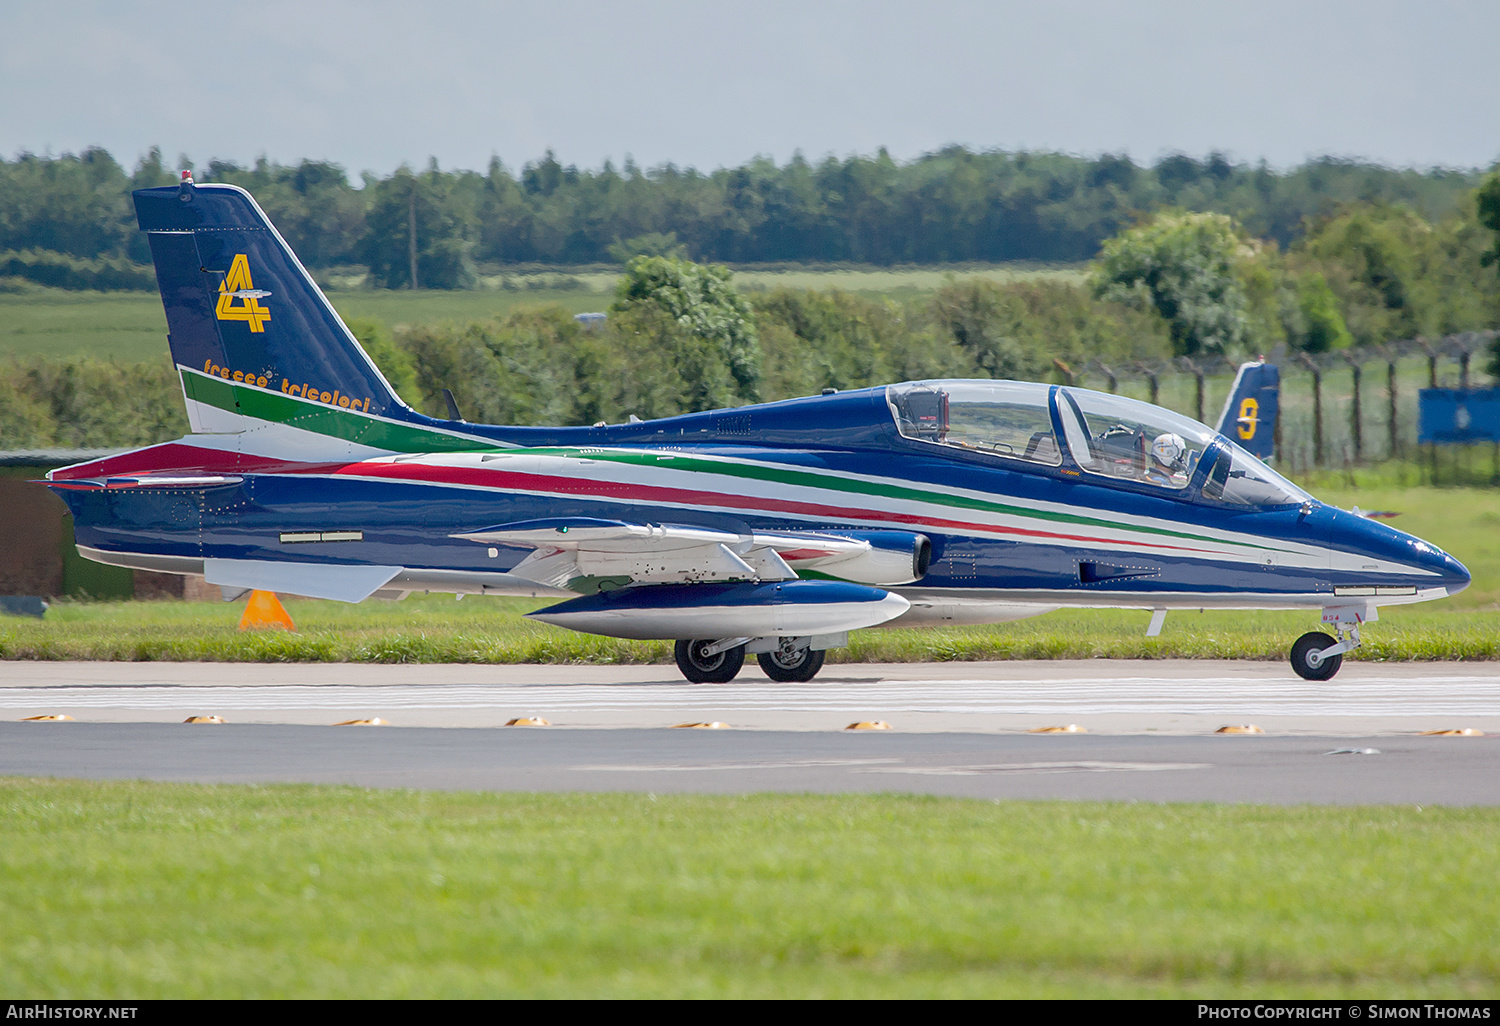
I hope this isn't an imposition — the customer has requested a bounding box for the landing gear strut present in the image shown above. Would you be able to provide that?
[674,638,745,684]
[756,639,826,682]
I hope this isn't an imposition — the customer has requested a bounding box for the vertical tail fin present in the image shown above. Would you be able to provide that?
[1215,360,1279,460]
[134,179,413,437]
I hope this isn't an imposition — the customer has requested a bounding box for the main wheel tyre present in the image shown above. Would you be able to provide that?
[1290,631,1342,681]
[674,639,745,684]
[756,644,826,683]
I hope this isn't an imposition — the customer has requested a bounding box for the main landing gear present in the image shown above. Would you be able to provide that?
[674,638,745,684]
[756,638,826,683]
[673,637,830,683]
[1289,606,1368,681]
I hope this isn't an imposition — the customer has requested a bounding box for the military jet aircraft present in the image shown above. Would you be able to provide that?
[47,178,1470,683]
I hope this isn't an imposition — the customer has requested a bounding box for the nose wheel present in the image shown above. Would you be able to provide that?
[1290,614,1363,682]
[1289,631,1342,681]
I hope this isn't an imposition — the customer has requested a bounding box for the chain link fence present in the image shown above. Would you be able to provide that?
[1073,331,1499,481]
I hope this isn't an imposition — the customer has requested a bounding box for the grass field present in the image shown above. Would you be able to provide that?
[4,601,1495,664]
[1,779,1495,998]
[0,287,605,364]
[0,266,1084,364]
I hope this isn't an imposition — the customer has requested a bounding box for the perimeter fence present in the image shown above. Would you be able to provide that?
[1072,331,1500,484]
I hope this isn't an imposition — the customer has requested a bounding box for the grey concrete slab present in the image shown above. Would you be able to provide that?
[0,660,1496,735]
[2,722,1497,805]
[3,660,1495,803]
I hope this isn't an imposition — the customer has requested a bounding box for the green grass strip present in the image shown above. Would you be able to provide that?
[1,779,1495,998]
[0,600,1494,666]
[2,600,1495,663]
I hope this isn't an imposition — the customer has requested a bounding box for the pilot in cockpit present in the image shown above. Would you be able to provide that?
[1145,432,1188,487]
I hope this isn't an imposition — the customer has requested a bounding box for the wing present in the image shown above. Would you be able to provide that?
[450,518,928,592]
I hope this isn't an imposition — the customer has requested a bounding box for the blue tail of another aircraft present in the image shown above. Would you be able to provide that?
[133,176,413,433]
[1215,360,1279,460]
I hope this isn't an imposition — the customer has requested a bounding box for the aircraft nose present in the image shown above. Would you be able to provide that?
[1331,508,1470,597]
[1392,526,1469,596]
[1433,548,1471,597]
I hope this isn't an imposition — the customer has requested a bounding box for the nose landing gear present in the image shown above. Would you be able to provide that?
[1289,605,1369,681]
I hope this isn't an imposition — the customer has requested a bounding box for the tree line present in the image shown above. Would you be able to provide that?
[0,144,1489,286]
[3,143,1498,449]
[0,266,1172,447]
[5,210,1498,450]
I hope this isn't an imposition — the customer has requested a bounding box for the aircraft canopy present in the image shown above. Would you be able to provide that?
[887,380,1309,507]
[887,381,1062,466]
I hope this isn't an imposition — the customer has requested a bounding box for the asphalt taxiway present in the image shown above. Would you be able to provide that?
[1,660,1496,803]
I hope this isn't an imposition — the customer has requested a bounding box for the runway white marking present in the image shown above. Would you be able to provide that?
[576,758,904,772]
[3,674,1500,716]
[856,761,1214,775]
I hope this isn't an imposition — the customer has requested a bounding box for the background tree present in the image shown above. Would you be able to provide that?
[203,158,365,268]
[609,256,761,412]
[1292,205,1424,345]
[1475,173,1500,376]
[357,165,477,289]
[1475,172,1500,271]
[345,318,420,406]
[0,146,1491,280]
[607,232,687,264]
[1092,211,1253,356]
[754,288,963,397]
[1292,272,1354,352]
[929,279,1042,379]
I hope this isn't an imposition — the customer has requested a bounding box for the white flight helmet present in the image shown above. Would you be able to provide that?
[1151,432,1186,470]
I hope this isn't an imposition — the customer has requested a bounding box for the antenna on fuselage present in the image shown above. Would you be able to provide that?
[442,388,465,422]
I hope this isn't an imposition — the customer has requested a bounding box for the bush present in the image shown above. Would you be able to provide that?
[0,250,154,291]
[0,358,186,447]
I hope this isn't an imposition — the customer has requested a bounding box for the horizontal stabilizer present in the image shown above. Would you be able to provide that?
[203,559,402,603]
[527,580,910,641]
[102,474,243,489]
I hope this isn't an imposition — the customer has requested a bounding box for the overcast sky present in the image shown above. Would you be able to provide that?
[2,0,1497,178]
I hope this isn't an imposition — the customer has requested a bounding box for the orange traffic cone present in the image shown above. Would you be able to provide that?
[239,590,295,631]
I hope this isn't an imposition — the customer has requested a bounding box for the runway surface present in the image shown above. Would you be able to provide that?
[2,660,1496,803]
